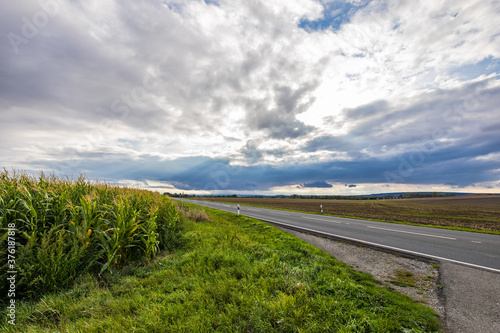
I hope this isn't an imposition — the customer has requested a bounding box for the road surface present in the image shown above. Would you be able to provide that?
[175,198,500,273]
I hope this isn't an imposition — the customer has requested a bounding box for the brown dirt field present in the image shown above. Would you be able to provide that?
[196,195,500,232]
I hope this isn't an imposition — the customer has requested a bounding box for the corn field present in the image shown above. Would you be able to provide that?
[0,171,182,299]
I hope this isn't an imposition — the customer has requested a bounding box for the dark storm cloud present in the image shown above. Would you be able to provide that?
[343,100,389,121]
[30,141,499,191]
[302,135,352,153]
[244,82,319,139]
[300,181,333,188]
[239,140,264,163]
[342,79,500,152]
[309,78,500,163]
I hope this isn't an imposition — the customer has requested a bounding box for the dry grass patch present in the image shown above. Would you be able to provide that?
[176,203,211,222]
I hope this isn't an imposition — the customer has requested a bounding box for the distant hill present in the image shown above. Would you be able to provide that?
[169,192,496,199]
[359,192,473,198]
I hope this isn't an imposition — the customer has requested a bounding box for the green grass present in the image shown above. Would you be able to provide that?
[2,202,440,332]
[388,270,417,288]
[195,200,500,235]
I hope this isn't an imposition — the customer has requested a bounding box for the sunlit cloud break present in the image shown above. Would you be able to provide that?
[1,0,499,195]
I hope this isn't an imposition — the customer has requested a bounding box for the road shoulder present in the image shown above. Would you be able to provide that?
[440,261,500,333]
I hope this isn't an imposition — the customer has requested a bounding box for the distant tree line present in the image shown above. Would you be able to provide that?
[164,192,457,200]
[164,193,238,198]
[400,192,454,199]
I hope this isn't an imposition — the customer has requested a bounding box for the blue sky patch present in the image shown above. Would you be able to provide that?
[299,1,370,32]
[204,0,219,6]
[163,1,183,13]
[450,56,500,80]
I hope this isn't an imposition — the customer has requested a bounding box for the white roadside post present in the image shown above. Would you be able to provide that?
[237,204,240,216]
[320,204,323,213]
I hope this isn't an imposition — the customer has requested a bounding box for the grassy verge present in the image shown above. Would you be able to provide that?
[3,202,440,332]
[194,199,500,235]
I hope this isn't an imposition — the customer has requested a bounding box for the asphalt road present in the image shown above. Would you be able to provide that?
[175,198,500,273]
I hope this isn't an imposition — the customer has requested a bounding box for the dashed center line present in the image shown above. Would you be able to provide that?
[303,216,342,224]
[366,225,457,240]
[471,241,482,244]
[271,211,294,216]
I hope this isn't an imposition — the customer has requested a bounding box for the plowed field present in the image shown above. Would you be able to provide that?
[197,195,500,232]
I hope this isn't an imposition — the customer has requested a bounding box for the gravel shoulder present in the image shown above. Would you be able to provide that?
[440,261,500,333]
[277,226,500,333]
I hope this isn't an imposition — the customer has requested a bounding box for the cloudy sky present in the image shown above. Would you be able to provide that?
[1,0,500,195]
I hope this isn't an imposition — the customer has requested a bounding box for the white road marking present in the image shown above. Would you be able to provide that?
[366,225,457,240]
[303,216,341,224]
[271,211,294,216]
[471,241,482,244]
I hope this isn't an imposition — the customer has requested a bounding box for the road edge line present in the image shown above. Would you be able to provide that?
[242,213,500,274]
